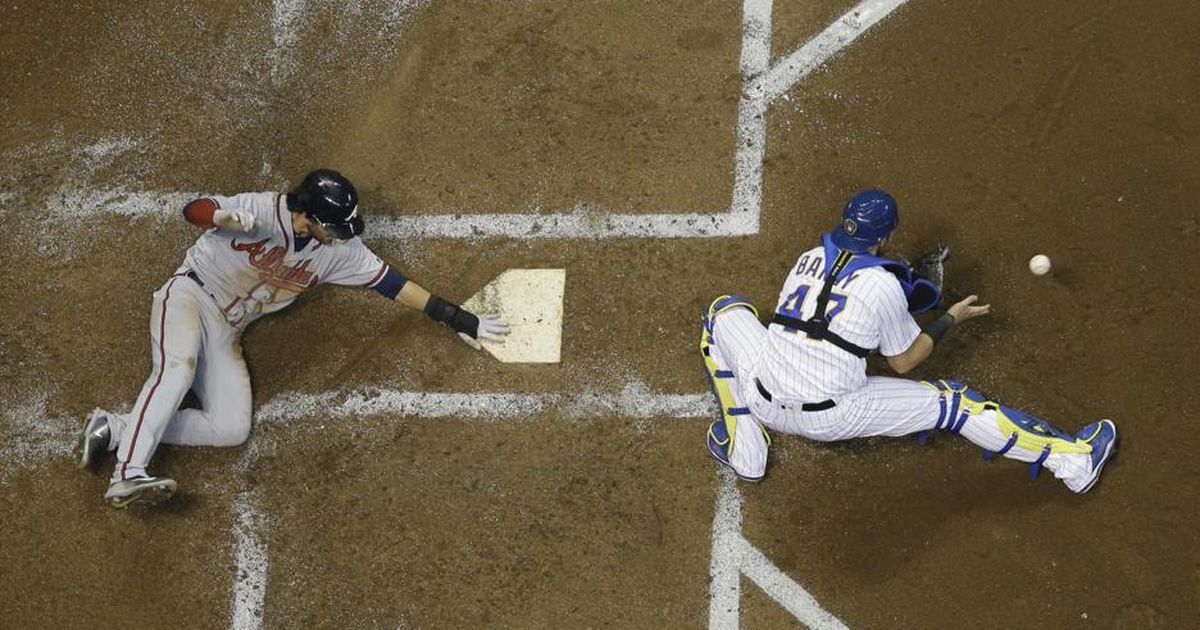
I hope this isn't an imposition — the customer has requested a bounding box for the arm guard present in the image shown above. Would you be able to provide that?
[922,312,955,344]
[424,295,480,338]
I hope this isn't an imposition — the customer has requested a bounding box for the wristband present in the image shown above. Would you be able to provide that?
[424,295,480,337]
[922,312,956,344]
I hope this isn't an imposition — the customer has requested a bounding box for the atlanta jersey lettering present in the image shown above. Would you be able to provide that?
[182,192,389,327]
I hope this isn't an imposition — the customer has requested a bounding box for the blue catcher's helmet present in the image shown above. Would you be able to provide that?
[830,189,899,253]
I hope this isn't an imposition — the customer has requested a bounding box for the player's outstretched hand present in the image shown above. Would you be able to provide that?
[947,294,990,324]
[213,208,257,233]
[456,314,510,351]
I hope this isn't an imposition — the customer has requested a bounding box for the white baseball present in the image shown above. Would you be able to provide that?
[1029,254,1052,276]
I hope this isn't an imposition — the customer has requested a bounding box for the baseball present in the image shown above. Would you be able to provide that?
[1029,254,1052,276]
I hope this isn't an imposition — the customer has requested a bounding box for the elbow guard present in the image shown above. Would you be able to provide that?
[424,295,480,337]
[182,198,218,228]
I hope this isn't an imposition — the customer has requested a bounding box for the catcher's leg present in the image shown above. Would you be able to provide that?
[921,380,1118,494]
[701,295,770,481]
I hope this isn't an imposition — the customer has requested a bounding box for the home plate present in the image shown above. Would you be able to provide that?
[462,269,565,363]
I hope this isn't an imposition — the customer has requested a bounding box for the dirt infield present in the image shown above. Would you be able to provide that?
[2,0,1199,628]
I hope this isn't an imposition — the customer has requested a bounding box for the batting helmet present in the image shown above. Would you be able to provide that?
[830,189,898,253]
[287,169,364,240]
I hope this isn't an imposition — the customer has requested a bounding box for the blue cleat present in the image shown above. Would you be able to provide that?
[707,419,764,483]
[1074,419,1117,493]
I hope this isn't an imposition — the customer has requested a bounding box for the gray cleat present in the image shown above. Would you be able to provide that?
[77,408,112,470]
[104,476,177,509]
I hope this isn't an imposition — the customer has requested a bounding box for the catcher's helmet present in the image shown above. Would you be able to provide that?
[287,169,363,240]
[830,189,898,253]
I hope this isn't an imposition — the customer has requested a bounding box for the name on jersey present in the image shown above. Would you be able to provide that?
[794,254,863,287]
[232,238,318,289]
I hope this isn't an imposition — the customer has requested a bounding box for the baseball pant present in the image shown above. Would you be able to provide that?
[711,306,1095,491]
[109,274,253,482]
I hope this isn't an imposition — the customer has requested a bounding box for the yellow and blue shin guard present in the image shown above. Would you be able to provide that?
[701,296,768,481]
[920,379,1093,480]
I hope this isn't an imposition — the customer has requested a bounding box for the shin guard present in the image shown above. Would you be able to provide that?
[920,379,1093,479]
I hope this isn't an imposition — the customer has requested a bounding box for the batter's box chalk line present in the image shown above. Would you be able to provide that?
[37,0,905,250]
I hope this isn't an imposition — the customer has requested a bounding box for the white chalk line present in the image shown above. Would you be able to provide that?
[24,0,904,244]
[750,0,913,104]
[254,382,713,424]
[708,473,850,630]
[0,390,76,487]
[231,491,269,630]
[269,0,307,83]
[708,471,746,629]
[705,2,913,628]
[226,382,715,629]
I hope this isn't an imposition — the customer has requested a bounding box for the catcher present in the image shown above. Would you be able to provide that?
[701,189,1118,491]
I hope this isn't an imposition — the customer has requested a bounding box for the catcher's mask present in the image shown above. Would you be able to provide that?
[288,168,364,240]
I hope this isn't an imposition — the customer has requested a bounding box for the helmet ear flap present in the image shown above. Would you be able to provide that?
[286,189,311,215]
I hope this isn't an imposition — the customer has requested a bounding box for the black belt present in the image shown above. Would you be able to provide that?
[185,269,205,287]
[755,379,836,411]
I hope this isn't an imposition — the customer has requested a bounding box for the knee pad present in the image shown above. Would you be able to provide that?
[921,379,1091,475]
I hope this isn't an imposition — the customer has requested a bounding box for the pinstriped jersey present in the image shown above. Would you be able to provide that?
[757,244,921,400]
[181,192,388,328]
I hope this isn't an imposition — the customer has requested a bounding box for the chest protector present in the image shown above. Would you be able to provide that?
[770,233,942,357]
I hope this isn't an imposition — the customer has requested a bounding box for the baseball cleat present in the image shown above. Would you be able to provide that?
[1073,419,1117,494]
[104,476,177,509]
[707,419,764,483]
[77,408,112,470]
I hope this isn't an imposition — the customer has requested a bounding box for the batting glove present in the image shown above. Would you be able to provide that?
[457,313,510,350]
[213,208,257,233]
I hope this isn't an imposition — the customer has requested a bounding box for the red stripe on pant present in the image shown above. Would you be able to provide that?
[120,276,179,480]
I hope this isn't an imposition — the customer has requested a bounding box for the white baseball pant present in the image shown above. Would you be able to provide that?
[108,273,253,482]
[710,306,1096,491]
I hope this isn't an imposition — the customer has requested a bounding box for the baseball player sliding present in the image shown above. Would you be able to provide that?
[77,169,509,508]
[702,190,1117,492]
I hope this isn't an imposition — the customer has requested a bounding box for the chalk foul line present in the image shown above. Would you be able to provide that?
[709,472,850,630]
[231,491,269,630]
[752,0,913,104]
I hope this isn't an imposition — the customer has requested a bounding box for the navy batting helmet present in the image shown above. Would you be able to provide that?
[830,189,898,253]
[288,169,363,240]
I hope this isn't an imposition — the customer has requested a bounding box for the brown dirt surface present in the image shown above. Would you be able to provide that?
[2,0,1198,628]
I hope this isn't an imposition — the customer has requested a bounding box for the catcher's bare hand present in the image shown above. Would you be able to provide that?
[213,208,256,233]
[457,314,510,351]
[947,294,990,324]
